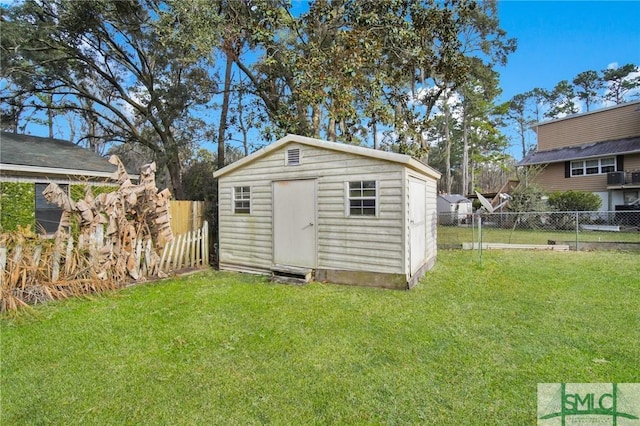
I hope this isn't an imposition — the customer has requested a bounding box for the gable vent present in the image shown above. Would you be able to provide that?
[287,148,301,166]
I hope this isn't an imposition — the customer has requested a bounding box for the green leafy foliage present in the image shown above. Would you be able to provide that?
[602,63,640,104]
[509,183,548,212]
[1,0,222,199]
[70,183,117,202]
[548,190,602,212]
[543,80,579,119]
[232,0,515,151]
[0,182,35,232]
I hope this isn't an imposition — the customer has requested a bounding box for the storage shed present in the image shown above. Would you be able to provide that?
[213,134,441,289]
[437,194,473,225]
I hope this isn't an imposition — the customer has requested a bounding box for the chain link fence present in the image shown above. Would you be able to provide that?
[438,210,640,251]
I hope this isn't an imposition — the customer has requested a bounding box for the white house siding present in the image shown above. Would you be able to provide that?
[218,142,407,274]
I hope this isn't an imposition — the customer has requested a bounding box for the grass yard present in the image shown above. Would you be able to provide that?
[438,224,640,247]
[2,250,639,424]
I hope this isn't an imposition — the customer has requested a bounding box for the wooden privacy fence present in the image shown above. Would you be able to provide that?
[170,200,205,236]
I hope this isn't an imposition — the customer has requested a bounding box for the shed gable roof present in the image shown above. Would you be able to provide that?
[213,134,441,180]
[0,132,136,178]
[518,136,640,166]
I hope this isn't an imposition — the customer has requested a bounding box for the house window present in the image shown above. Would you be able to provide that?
[286,148,301,166]
[35,183,68,234]
[571,160,585,176]
[600,157,615,173]
[585,159,599,175]
[233,186,251,214]
[570,157,616,177]
[348,180,377,216]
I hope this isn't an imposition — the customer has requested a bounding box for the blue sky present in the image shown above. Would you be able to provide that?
[4,0,639,160]
[493,0,640,157]
[495,0,640,103]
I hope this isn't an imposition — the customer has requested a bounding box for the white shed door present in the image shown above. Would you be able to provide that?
[409,179,427,275]
[273,180,316,268]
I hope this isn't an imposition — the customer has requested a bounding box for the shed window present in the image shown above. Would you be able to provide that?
[286,148,301,166]
[348,180,377,216]
[571,157,616,177]
[233,186,251,214]
[35,183,68,234]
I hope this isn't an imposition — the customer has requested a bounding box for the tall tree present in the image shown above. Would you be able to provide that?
[543,80,578,119]
[1,0,221,199]
[456,63,503,195]
[572,70,602,112]
[506,93,530,159]
[230,0,515,152]
[602,63,640,104]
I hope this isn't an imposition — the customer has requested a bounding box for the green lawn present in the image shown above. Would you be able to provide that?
[2,250,639,424]
[438,224,640,247]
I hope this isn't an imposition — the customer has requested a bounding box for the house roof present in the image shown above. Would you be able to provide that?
[213,134,442,180]
[438,194,471,203]
[0,132,137,179]
[518,136,640,166]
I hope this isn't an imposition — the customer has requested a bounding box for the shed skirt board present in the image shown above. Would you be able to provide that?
[273,179,317,268]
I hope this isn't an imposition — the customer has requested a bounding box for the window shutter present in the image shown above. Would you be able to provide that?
[616,155,624,172]
[564,161,570,178]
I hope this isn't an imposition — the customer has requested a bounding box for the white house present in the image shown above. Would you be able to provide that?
[213,134,441,289]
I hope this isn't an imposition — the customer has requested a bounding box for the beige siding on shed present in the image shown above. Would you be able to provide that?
[402,172,438,278]
[537,102,640,151]
[218,182,273,269]
[218,143,410,275]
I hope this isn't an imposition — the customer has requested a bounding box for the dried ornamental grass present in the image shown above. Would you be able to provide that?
[0,157,173,312]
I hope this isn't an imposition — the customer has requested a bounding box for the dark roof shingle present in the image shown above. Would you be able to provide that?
[518,137,640,166]
[0,132,116,173]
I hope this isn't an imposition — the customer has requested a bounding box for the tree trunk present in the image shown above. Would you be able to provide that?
[236,83,249,156]
[47,94,54,139]
[462,110,469,196]
[311,105,321,138]
[372,118,378,150]
[165,149,185,200]
[328,117,337,142]
[470,158,475,195]
[520,123,526,159]
[218,47,233,170]
[444,102,452,194]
